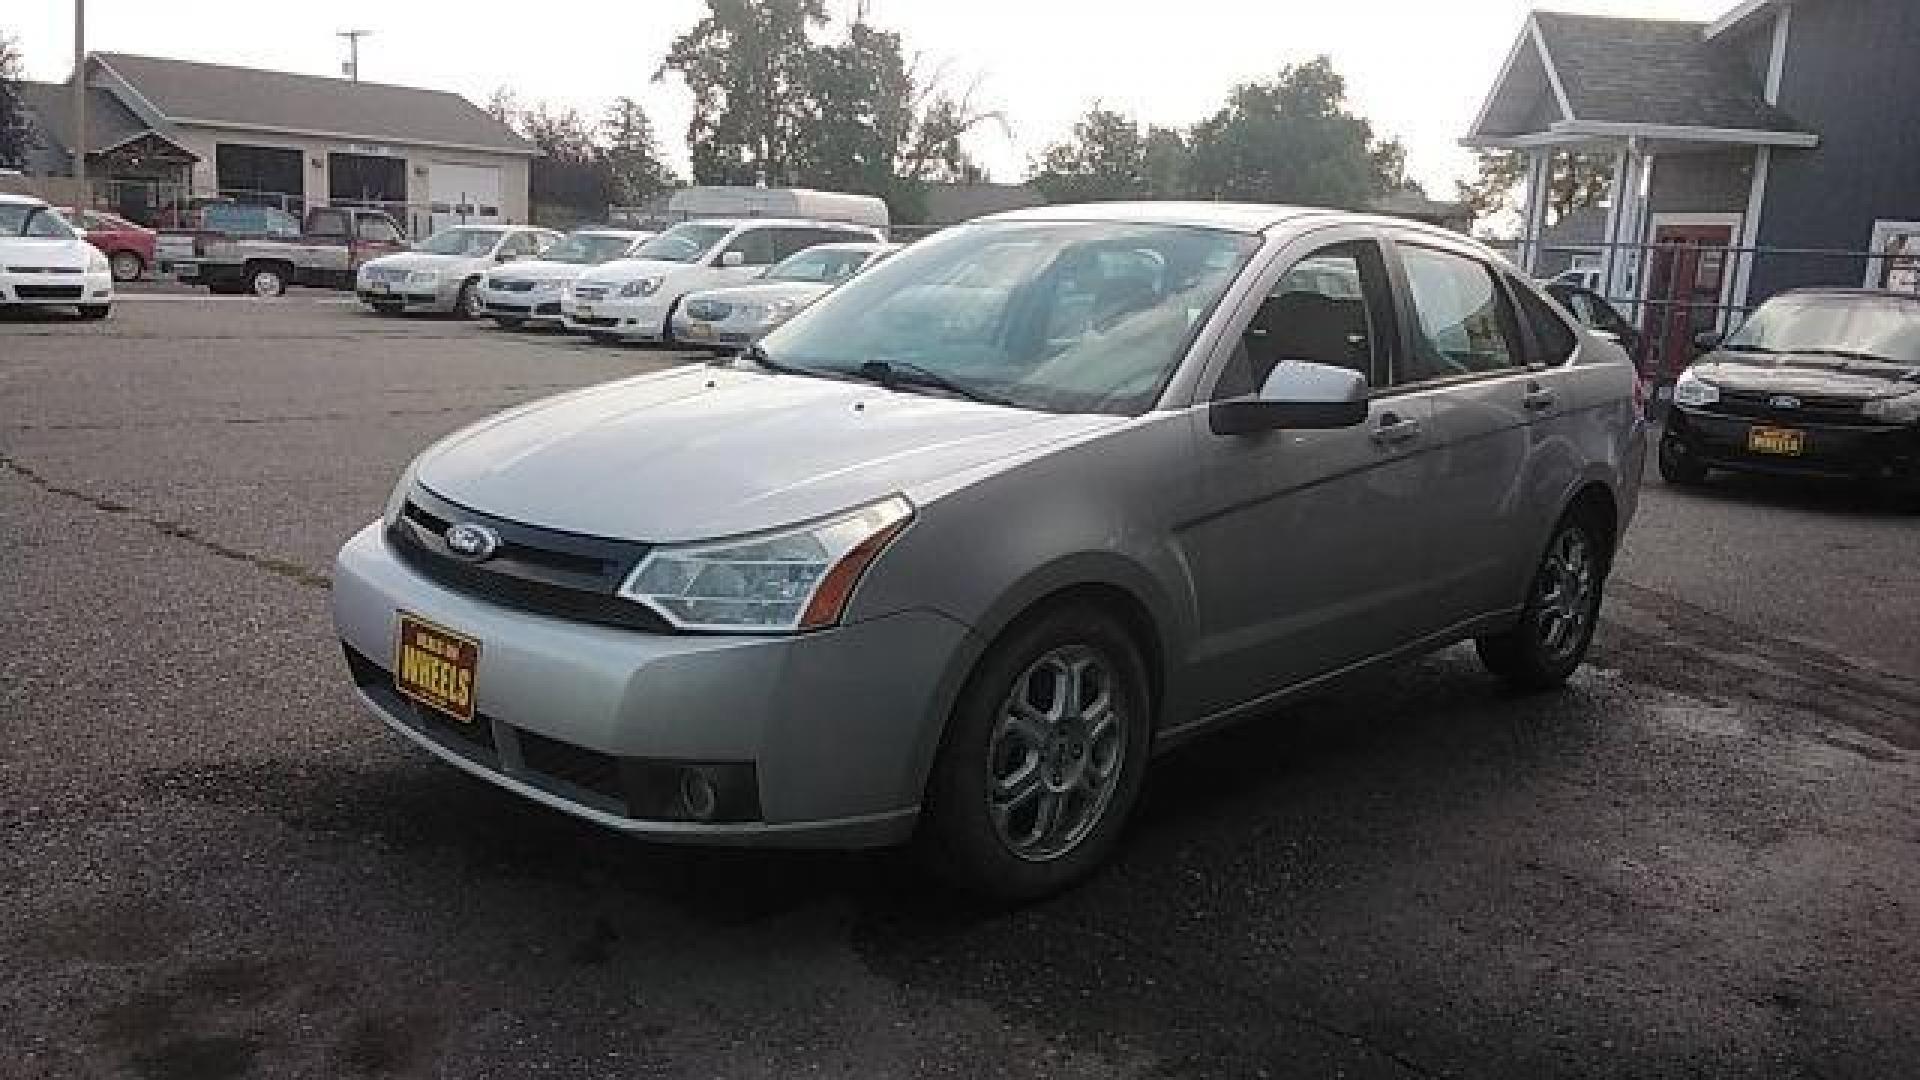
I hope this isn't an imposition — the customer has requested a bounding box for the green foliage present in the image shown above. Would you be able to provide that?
[0,34,26,168]
[658,0,829,186]
[486,89,678,221]
[1457,148,1612,226]
[1031,58,1404,211]
[601,97,675,204]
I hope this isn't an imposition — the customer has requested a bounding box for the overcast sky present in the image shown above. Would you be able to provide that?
[12,0,1731,194]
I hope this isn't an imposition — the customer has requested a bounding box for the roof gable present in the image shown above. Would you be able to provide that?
[1532,11,1797,132]
[16,81,152,155]
[93,53,535,156]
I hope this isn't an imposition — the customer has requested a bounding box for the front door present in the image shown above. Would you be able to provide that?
[1183,231,1441,716]
[1641,221,1735,384]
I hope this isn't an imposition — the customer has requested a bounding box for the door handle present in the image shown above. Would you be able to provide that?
[1371,413,1422,446]
[1523,383,1556,411]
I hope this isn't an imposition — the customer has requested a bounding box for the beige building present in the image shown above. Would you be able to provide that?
[20,52,536,237]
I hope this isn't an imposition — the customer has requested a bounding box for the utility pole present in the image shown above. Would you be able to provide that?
[337,30,371,82]
[72,0,86,204]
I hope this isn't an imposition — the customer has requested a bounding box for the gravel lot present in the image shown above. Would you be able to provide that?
[3,290,1916,1079]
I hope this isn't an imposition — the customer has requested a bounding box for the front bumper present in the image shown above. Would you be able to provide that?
[483,285,565,322]
[358,278,457,311]
[1665,406,1918,483]
[330,521,967,847]
[562,294,671,339]
[0,269,111,306]
[669,311,769,349]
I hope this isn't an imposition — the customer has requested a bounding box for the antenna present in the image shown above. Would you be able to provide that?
[337,29,371,82]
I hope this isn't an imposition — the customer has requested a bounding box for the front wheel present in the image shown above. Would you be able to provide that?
[1476,513,1607,691]
[492,315,524,330]
[1658,437,1708,486]
[918,605,1152,901]
[108,251,144,282]
[247,264,288,298]
[455,279,483,319]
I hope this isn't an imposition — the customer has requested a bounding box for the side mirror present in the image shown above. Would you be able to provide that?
[1210,361,1369,436]
[1693,330,1723,353]
[721,250,746,268]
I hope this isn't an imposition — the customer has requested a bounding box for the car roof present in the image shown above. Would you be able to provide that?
[1772,287,1920,303]
[982,201,1343,234]
[573,229,652,240]
[790,241,889,253]
[0,191,49,208]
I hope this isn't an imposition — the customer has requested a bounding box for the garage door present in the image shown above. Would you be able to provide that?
[428,163,501,234]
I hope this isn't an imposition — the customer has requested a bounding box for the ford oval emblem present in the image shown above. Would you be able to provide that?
[1769,395,1801,410]
[444,522,501,562]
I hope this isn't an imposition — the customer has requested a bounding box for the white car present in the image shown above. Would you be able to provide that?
[563,218,885,343]
[480,229,653,329]
[670,242,898,349]
[0,193,113,319]
[357,226,561,318]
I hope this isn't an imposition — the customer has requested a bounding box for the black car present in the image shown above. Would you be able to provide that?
[1660,289,1920,502]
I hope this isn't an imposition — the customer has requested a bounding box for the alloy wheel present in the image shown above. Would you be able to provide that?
[1531,527,1597,663]
[251,268,285,297]
[109,251,143,282]
[987,644,1128,863]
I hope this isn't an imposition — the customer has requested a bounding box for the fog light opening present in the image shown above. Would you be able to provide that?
[680,769,720,822]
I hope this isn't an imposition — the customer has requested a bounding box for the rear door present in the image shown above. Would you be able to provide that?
[1183,227,1442,714]
[1384,236,1551,629]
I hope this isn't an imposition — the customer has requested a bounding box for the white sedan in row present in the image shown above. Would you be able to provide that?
[480,229,653,329]
[0,193,113,319]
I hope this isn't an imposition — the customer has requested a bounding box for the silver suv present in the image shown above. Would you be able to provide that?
[333,203,1646,899]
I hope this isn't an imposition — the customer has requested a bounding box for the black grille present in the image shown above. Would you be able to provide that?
[572,314,619,327]
[15,284,85,300]
[387,485,670,632]
[486,301,532,315]
[518,730,625,810]
[1711,389,1872,425]
[6,265,84,274]
[491,279,536,293]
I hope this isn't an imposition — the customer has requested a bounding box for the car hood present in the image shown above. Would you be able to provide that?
[575,258,694,286]
[687,280,831,308]
[367,252,487,275]
[0,236,92,269]
[1697,350,1920,401]
[415,365,1118,542]
[487,259,590,283]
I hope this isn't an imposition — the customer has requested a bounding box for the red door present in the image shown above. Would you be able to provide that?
[1641,222,1735,383]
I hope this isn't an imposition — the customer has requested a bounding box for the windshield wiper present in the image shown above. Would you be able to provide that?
[739,342,812,376]
[851,359,1015,407]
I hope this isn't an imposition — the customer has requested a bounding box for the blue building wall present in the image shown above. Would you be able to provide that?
[1752,0,1920,299]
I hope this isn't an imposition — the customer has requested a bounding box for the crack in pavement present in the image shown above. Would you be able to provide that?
[0,453,329,591]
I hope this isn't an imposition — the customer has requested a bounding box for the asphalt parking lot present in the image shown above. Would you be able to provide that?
[3,289,1917,1079]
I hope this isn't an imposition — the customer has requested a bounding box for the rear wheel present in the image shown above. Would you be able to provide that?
[1658,437,1708,486]
[108,250,144,282]
[77,304,110,321]
[1476,512,1607,691]
[918,605,1152,901]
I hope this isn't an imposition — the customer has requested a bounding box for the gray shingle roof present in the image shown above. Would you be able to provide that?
[95,53,535,155]
[1533,11,1801,132]
[16,81,152,155]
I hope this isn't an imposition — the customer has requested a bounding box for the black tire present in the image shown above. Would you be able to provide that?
[660,296,683,345]
[207,280,247,296]
[918,604,1153,902]
[1476,511,1608,691]
[1658,437,1708,486]
[455,279,483,319]
[588,331,620,346]
[492,315,525,330]
[245,263,289,298]
[77,304,110,321]
[370,302,404,316]
[108,250,144,283]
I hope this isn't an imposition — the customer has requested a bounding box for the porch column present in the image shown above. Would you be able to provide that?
[1519,148,1553,275]
[1598,141,1631,301]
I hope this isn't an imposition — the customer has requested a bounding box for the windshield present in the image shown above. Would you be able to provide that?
[766,247,877,283]
[420,228,504,256]
[759,221,1259,415]
[0,204,76,239]
[545,233,639,265]
[631,222,733,264]
[1725,293,1920,363]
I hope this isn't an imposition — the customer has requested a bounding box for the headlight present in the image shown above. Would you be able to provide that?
[87,249,109,274]
[1673,368,1720,407]
[409,270,439,287]
[382,459,419,530]
[618,497,913,632]
[619,276,662,298]
[1864,389,1920,424]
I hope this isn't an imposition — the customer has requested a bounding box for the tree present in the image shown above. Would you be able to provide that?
[1183,57,1390,210]
[658,0,829,186]
[1029,106,1149,203]
[1457,148,1612,226]
[600,96,675,204]
[0,34,27,168]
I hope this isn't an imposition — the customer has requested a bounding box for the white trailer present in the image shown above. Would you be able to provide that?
[665,187,890,232]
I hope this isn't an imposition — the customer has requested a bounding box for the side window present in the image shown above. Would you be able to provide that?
[769,228,817,261]
[308,209,349,240]
[1510,276,1578,364]
[723,228,776,266]
[505,232,541,257]
[1215,240,1388,399]
[356,215,401,244]
[1398,245,1522,382]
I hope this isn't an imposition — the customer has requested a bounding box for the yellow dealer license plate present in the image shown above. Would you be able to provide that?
[686,321,712,339]
[1747,425,1805,456]
[393,613,480,723]
[575,304,594,319]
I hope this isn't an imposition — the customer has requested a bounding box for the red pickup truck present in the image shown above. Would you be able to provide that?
[157,203,408,296]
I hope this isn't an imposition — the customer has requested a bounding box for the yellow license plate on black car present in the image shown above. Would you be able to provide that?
[1747,425,1805,456]
[394,613,480,722]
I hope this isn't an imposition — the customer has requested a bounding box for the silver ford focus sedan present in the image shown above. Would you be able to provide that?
[332,203,1645,899]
